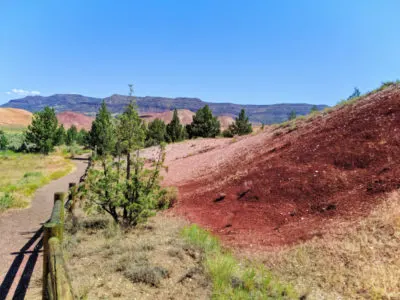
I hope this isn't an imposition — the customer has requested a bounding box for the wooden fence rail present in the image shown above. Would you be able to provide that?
[42,156,91,299]
[42,192,74,300]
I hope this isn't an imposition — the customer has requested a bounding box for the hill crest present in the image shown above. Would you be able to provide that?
[2,94,328,124]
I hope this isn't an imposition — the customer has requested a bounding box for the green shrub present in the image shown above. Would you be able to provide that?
[157,186,178,209]
[0,193,14,211]
[222,129,234,138]
[0,130,8,150]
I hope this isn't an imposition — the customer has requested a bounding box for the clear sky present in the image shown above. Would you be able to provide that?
[1,0,399,106]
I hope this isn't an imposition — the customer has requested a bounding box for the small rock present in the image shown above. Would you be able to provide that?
[214,193,226,202]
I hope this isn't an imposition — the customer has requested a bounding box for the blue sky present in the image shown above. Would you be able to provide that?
[1,0,399,106]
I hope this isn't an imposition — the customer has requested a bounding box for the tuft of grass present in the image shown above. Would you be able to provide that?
[124,263,169,287]
[158,186,178,209]
[181,224,297,299]
[0,192,14,212]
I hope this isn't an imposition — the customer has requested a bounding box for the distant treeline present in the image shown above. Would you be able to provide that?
[0,98,254,154]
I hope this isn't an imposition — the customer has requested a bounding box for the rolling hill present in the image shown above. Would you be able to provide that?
[56,111,94,130]
[1,94,328,124]
[141,83,400,249]
[0,108,32,129]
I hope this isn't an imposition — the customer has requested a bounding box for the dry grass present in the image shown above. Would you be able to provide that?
[62,213,211,299]
[0,151,75,212]
[258,191,400,299]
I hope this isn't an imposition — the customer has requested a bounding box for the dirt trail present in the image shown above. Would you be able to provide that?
[0,157,88,300]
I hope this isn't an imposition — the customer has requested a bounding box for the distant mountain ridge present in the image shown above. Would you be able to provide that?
[1,94,328,124]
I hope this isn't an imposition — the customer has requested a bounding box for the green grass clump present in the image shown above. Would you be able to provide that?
[181,224,297,299]
[0,192,14,212]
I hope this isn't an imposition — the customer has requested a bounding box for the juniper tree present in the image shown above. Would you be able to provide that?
[287,110,297,121]
[228,109,252,136]
[76,129,89,146]
[186,105,220,138]
[116,87,145,181]
[166,109,185,142]
[146,118,167,147]
[89,101,115,156]
[25,106,58,154]
[66,125,78,145]
[54,124,66,146]
[85,144,166,226]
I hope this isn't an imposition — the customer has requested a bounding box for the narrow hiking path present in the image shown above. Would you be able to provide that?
[0,156,88,300]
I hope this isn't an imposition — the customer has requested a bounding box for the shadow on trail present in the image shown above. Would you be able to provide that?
[70,156,90,161]
[0,226,43,300]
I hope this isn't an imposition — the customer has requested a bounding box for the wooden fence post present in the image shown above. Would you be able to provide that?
[68,183,77,212]
[48,237,75,300]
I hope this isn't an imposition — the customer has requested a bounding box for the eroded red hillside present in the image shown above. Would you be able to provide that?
[170,85,400,249]
[57,111,94,130]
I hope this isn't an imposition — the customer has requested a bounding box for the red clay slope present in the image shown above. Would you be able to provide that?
[56,111,94,130]
[173,85,400,249]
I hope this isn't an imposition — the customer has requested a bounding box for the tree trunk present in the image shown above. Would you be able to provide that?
[126,152,131,180]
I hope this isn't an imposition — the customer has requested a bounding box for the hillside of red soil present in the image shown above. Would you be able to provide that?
[140,109,234,130]
[56,111,94,130]
[150,85,400,249]
[0,108,32,127]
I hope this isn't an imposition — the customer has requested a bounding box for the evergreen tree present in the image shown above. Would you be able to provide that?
[116,100,145,180]
[54,124,66,146]
[76,129,89,146]
[66,125,78,145]
[166,109,185,142]
[287,110,297,121]
[0,130,8,150]
[347,87,361,100]
[228,109,252,136]
[146,118,167,147]
[186,105,220,138]
[25,106,58,154]
[89,101,115,156]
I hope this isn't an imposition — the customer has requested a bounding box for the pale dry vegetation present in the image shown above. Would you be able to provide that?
[62,213,211,299]
[259,191,400,299]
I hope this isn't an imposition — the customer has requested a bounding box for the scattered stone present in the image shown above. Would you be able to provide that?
[214,193,226,202]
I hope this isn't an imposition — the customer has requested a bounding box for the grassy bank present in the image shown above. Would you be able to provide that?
[261,191,400,299]
[181,224,297,300]
[0,150,75,212]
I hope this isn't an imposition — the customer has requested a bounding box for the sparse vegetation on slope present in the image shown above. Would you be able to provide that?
[182,224,297,299]
[261,191,400,299]
[59,214,212,300]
